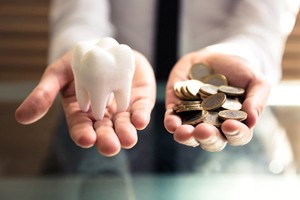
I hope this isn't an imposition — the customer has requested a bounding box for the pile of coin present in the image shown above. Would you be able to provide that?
[173,63,247,127]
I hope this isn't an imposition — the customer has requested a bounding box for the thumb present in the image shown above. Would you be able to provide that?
[15,52,73,124]
[15,85,54,124]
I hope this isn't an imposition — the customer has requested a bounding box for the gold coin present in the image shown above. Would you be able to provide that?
[173,100,203,112]
[198,92,209,100]
[199,84,219,96]
[173,105,180,112]
[221,98,242,110]
[202,74,228,86]
[173,62,248,129]
[201,93,226,110]
[218,110,247,121]
[175,104,204,113]
[181,85,198,100]
[181,100,202,105]
[186,80,204,97]
[203,111,223,127]
[174,81,186,99]
[182,110,208,125]
[188,63,213,81]
[218,85,245,97]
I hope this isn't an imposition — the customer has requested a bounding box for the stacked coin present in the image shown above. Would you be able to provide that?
[173,63,247,127]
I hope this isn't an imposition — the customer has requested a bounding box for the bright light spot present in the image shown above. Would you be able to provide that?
[280,13,296,34]
[269,159,284,174]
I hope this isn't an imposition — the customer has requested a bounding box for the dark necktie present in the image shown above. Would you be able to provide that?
[154,0,180,173]
[154,0,180,80]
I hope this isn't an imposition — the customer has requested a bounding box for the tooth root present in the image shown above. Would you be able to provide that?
[75,86,90,112]
[89,90,110,120]
[114,85,131,113]
[107,93,114,107]
[108,44,134,113]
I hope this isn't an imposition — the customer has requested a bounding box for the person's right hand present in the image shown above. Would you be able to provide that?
[15,50,156,157]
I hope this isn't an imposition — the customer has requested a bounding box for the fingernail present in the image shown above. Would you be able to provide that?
[183,137,200,147]
[225,130,239,136]
[199,136,227,152]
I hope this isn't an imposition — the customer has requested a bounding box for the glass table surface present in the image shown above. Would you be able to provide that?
[1,174,300,200]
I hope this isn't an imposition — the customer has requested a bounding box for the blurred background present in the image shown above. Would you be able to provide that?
[1,0,300,177]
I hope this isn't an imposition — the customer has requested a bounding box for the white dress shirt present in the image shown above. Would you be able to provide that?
[48,0,299,84]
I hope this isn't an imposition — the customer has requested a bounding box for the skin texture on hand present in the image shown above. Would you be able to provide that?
[15,46,269,155]
[15,50,156,157]
[164,49,271,152]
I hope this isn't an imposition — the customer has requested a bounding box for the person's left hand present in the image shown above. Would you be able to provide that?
[164,49,271,152]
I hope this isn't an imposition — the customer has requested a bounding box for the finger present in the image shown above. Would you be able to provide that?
[15,85,57,125]
[15,69,62,124]
[130,93,154,130]
[173,125,199,147]
[15,53,73,124]
[113,112,138,149]
[94,118,121,157]
[164,56,195,133]
[164,108,182,133]
[130,51,156,130]
[243,77,271,128]
[222,119,253,146]
[62,99,97,148]
[193,123,227,152]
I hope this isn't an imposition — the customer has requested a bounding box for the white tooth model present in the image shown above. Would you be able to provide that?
[71,37,135,120]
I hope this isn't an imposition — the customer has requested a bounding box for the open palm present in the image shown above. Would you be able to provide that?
[16,51,156,157]
[164,50,270,152]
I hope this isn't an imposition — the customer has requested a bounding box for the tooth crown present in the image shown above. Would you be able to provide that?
[71,37,135,120]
